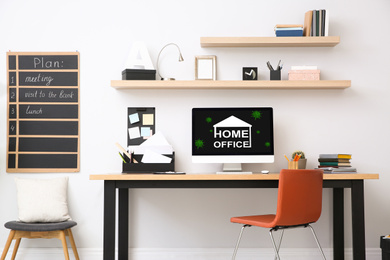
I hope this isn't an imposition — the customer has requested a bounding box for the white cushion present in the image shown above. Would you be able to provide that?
[15,177,71,223]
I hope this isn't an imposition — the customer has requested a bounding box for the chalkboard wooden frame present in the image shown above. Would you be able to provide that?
[6,52,80,173]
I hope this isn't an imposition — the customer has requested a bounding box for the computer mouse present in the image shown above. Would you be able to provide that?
[261,170,269,174]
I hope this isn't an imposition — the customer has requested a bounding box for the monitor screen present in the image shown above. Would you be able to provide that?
[192,107,274,165]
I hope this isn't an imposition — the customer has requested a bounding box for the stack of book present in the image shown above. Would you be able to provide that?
[274,24,303,37]
[303,9,329,37]
[317,154,357,173]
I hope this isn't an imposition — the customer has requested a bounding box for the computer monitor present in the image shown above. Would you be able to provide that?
[192,107,274,173]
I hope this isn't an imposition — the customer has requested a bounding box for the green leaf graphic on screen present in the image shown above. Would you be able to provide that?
[206,117,212,123]
[195,139,205,149]
[265,142,271,147]
[251,111,262,120]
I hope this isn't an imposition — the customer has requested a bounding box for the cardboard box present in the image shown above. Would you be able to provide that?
[288,70,320,80]
[122,69,156,80]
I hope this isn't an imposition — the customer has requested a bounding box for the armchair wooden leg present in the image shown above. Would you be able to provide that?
[11,238,21,260]
[67,229,80,260]
[1,230,16,260]
[59,230,70,260]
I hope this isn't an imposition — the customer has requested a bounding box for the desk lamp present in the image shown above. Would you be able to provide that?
[156,43,184,80]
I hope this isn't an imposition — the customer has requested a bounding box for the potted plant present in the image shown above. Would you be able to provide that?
[291,150,307,169]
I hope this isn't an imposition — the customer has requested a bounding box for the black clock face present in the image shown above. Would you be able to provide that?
[243,67,258,80]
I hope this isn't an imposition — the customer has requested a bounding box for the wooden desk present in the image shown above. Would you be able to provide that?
[90,173,379,260]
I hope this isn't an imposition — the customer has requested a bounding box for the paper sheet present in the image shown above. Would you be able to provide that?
[141,149,172,163]
[128,127,141,139]
[129,113,140,124]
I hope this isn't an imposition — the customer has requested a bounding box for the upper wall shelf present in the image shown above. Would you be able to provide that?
[200,36,340,47]
[111,80,351,90]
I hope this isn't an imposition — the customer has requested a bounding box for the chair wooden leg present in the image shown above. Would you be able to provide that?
[66,229,80,260]
[59,230,70,260]
[11,238,21,260]
[1,230,16,260]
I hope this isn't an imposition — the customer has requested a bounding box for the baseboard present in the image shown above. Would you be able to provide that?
[0,247,381,260]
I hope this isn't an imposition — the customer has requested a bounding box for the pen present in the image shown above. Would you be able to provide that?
[284,154,290,162]
[119,152,127,163]
[115,142,132,161]
[267,61,274,71]
[277,60,281,70]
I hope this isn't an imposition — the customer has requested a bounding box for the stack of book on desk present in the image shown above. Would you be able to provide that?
[317,154,357,173]
[274,24,303,37]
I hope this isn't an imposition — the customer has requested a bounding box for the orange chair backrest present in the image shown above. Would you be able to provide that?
[273,169,324,227]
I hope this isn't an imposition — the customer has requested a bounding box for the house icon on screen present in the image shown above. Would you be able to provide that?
[213,116,252,148]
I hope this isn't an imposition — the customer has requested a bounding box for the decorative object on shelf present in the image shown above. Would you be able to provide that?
[289,66,320,80]
[242,67,258,80]
[123,41,156,80]
[291,150,306,169]
[267,60,282,80]
[195,55,217,80]
[122,69,156,80]
[156,43,184,81]
[125,41,155,70]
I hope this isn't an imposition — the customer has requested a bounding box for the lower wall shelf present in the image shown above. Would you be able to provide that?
[111,80,351,90]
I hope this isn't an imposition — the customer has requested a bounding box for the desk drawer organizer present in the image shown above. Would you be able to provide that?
[122,153,175,173]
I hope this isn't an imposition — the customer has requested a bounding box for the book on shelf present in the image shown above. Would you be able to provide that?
[303,9,329,37]
[274,24,303,37]
[303,11,313,36]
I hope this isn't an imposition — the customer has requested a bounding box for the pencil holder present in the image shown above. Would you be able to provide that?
[288,161,298,169]
[270,70,281,80]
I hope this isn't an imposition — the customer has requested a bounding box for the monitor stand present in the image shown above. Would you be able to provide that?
[216,163,253,174]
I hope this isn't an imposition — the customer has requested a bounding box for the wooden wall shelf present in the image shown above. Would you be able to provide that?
[200,36,340,47]
[111,80,351,90]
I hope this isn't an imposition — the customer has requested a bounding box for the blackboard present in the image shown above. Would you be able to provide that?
[6,52,80,173]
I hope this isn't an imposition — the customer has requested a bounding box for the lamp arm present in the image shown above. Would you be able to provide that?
[156,43,183,80]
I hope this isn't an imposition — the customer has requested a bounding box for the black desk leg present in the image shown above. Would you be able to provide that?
[104,181,116,260]
[351,180,366,260]
[119,188,129,260]
[333,188,345,260]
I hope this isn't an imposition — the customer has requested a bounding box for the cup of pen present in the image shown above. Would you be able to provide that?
[288,161,298,169]
[285,154,301,169]
[267,60,282,80]
[270,70,281,80]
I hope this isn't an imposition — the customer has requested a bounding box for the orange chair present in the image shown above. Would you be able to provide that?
[231,169,326,260]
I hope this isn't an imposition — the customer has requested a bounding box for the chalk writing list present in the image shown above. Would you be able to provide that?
[7,52,80,173]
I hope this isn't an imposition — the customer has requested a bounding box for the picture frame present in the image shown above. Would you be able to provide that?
[195,55,216,80]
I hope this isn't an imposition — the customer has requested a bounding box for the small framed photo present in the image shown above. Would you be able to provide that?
[195,55,216,80]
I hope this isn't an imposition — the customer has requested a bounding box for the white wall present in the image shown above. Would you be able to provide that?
[0,0,389,257]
